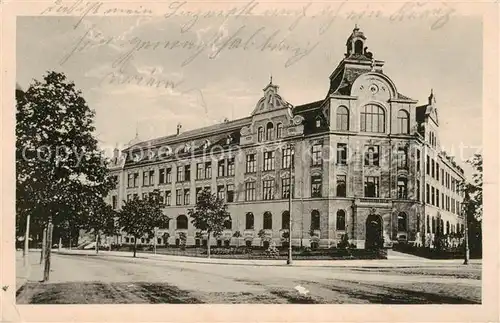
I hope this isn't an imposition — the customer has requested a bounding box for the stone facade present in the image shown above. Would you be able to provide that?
[103,27,465,249]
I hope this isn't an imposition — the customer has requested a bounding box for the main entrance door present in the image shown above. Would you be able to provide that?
[365,214,383,249]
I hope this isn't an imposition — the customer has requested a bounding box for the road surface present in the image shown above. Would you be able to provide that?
[17,252,481,304]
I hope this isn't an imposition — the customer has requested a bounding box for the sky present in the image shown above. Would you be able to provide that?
[16,10,482,177]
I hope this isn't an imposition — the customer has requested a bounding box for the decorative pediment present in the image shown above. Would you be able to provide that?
[251,80,293,116]
[244,176,257,182]
[262,173,275,181]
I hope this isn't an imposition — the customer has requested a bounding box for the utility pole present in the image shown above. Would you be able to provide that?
[463,204,470,265]
[287,144,294,265]
[40,227,47,264]
[43,216,54,282]
[23,214,31,267]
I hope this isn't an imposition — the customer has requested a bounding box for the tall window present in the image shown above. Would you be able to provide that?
[177,215,188,230]
[227,157,235,176]
[217,159,225,177]
[176,189,182,205]
[263,212,272,229]
[266,122,274,141]
[165,191,171,206]
[397,109,410,134]
[311,143,323,166]
[426,155,430,175]
[336,210,346,230]
[397,212,407,231]
[276,123,283,139]
[282,177,291,199]
[204,162,212,179]
[246,212,254,229]
[436,189,440,206]
[364,176,379,197]
[416,149,421,171]
[282,211,290,229]
[128,173,134,188]
[426,184,430,203]
[217,185,225,201]
[226,184,234,202]
[184,189,190,205]
[245,182,256,201]
[177,166,184,182]
[257,127,264,142]
[336,175,346,197]
[397,147,407,169]
[397,177,407,199]
[263,179,275,200]
[133,173,138,187]
[159,168,165,184]
[311,174,322,197]
[337,143,348,165]
[365,146,380,166]
[336,106,349,131]
[426,215,430,232]
[431,159,435,178]
[360,104,385,133]
[196,163,204,180]
[416,180,420,201]
[184,165,191,181]
[246,154,256,173]
[431,187,435,205]
[143,171,148,186]
[148,170,154,186]
[263,151,275,171]
[166,168,172,183]
[224,218,232,230]
[436,163,440,181]
[311,210,320,230]
[281,147,294,169]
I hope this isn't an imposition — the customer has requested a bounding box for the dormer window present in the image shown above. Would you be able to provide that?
[316,119,321,128]
[226,135,232,145]
[184,143,191,152]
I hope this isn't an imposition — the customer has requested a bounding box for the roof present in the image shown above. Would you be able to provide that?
[293,100,324,113]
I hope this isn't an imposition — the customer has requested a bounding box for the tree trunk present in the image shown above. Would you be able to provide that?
[23,214,31,267]
[58,237,62,251]
[133,238,137,257]
[207,232,211,259]
[95,233,99,254]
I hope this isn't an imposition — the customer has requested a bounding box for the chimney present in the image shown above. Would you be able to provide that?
[177,123,182,135]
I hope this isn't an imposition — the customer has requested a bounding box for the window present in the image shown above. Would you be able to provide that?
[336,210,346,230]
[196,187,203,201]
[263,212,272,229]
[183,189,190,205]
[282,211,290,229]
[227,158,235,176]
[416,180,420,201]
[431,187,435,206]
[360,104,385,133]
[176,166,184,182]
[226,184,234,202]
[196,163,204,180]
[397,177,407,199]
[441,169,444,185]
[397,212,407,231]
[311,210,320,230]
[436,189,440,207]
[426,215,430,232]
[416,149,421,172]
[446,221,450,235]
[143,171,148,186]
[282,177,291,199]
[426,184,430,203]
[336,106,349,131]
[364,176,379,197]
[142,192,148,200]
[337,143,348,165]
[184,165,191,181]
[245,182,256,201]
[263,179,275,200]
[257,127,264,142]
[436,163,440,181]
[176,189,182,205]
[426,155,430,175]
[336,175,346,197]
[159,169,165,184]
[365,146,380,166]
[148,170,154,186]
[397,109,409,134]
[245,212,254,229]
[165,191,171,206]
[431,217,436,233]
[276,123,283,139]
[166,168,172,183]
[441,193,444,209]
[263,151,275,171]
[315,118,321,128]
[245,240,252,247]
[204,162,212,179]
[128,173,134,188]
[217,160,225,177]
[431,159,435,178]
[311,143,323,166]
[112,196,117,209]
[281,147,294,169]
[397,147,407,169]
[177,215,188,230]
[246,154,256,173]
[266,122,274,141]
[311,174,322,197]
[217,185,225,201]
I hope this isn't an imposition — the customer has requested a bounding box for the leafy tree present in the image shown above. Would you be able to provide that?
[118,190,169,257]
[162,232,170,246]
[83,200,117,254]
[16,72,115,246]
[188,189,230,258]
[178,232,187,251]
[232,230,241,247]
[462,154,483,257]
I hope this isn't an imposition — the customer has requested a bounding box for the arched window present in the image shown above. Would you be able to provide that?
[397,109,409,134]
[360,104,385,133]
[266,122,274,141]
[336,210,346,231]
[176,214,188,230]
[336,176,346,197]
[263,211,272,229]
[397,212,407,231]
[311,210,320,230]
[276,123,283,139]
[246,212,254,229]
[257,127,264,142]
[336,106,349,131]
[446,221,450,235]
[281,211,290,230]
[354,40,363,54]
[224,218,232,230]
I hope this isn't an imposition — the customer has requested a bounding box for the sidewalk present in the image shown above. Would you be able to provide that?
[54,249,480,268]
[16,250,42,291]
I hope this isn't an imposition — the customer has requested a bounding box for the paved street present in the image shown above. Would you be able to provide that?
[16,251,481,304]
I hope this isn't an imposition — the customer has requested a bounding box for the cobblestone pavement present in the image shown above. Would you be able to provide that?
[16,253,481,304]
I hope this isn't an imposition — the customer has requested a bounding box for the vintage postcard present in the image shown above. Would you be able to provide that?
[1,0,498,322]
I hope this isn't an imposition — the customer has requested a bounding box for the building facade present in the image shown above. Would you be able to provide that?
[105,27,465,249]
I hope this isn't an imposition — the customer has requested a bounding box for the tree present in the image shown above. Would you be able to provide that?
[188,189,230,258]
[462,154,483,257]
[16,72,115,248]
[162,232,170,246]
[83,200,117,254]
[118,190,169,257]
[232,230,242,247]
